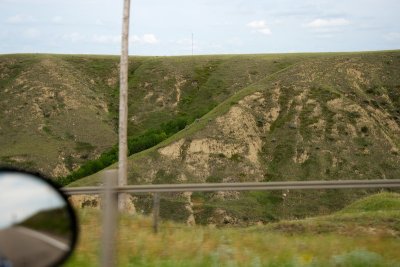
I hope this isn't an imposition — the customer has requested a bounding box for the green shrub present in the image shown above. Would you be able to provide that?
[58,116,192,186]
[206,175,223,183]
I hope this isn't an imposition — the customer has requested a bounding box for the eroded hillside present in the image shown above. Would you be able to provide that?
[141,53,400,181]
[2,52,399,224]
[0,53,307,177]
[0,55,118,177]
[71,51,400,225]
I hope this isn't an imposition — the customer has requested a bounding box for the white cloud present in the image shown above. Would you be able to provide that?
[306,18,350,28]
[131,34,159,45]
[247,20,267,29]
[92,34,120,44]
[6,14,35,24]
[142,34,159,44]
[247,20,272,35]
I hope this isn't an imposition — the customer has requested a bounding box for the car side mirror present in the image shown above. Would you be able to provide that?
[0,168,78,267]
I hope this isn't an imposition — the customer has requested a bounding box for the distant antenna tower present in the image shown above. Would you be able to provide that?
[191,32,194,56]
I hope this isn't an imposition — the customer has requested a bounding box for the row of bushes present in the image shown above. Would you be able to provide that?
[58,117,191,186]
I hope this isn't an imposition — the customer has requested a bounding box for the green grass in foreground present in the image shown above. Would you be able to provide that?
[64,193,400,267]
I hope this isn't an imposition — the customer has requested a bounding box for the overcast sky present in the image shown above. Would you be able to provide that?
[0,0,399,55]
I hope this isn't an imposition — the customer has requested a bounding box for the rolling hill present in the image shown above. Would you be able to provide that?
[0,53,310,178]
[69,51,400,223]
[1,51,400,223]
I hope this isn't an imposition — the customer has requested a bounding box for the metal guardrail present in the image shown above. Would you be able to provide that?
[64,173,400,267]
[62,179,400,195]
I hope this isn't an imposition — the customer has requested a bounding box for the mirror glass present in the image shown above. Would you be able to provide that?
[0,169,77,267]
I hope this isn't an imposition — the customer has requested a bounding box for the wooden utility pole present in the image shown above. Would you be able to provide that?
[118,0,131,211]
[101,170,118,267]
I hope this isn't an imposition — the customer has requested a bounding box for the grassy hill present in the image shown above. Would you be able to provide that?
[0,53,311,179]
[1,51,399,223]
[69,51,400,223]
[0,54,118,177]
[268,192,400,235]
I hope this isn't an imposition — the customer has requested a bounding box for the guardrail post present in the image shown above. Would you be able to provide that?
[152,193,160,234]
[101,169,118,267]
